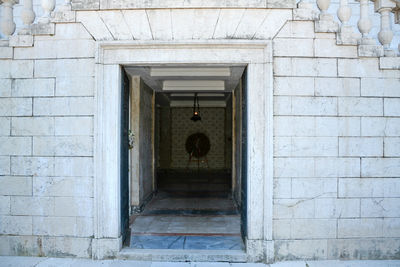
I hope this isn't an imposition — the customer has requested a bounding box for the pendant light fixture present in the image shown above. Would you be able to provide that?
[191,93,201,122]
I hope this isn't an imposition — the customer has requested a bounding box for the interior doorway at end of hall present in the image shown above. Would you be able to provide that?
[120,66,247,250]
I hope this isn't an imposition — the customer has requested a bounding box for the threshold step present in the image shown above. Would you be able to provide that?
[117,248,247,262]
[141,209,239,215]
[129,235,244,250]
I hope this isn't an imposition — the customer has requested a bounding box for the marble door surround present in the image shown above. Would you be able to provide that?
[94,40,274,261]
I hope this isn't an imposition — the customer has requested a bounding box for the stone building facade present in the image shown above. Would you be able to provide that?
[0,0,400,263]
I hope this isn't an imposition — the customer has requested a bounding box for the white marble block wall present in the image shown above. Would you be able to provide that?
[273,20,400,261]
[0,1,399,261]
[0,22,95,257]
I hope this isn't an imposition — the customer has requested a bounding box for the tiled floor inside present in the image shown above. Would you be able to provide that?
[129,192,244,250]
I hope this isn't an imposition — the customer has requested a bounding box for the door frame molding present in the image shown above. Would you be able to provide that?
[93,40,274,261]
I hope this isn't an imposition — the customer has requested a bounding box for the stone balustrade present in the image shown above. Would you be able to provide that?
[0,0,399,56]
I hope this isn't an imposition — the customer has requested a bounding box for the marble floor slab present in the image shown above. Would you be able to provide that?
[145,194,237,211]
[131,215,241,234]
[130,235,244,250]
[128,193,243,251]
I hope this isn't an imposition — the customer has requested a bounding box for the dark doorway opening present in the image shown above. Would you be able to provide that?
[121,66,247,250]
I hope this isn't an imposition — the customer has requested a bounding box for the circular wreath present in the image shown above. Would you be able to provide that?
[185,133,211,158]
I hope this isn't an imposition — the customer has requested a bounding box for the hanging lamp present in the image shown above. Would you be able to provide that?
[191,93,201,122]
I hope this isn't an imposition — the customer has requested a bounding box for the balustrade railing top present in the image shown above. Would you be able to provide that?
[0,0,399,56]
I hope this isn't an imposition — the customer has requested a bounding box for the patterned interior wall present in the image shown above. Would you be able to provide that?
[171,107,226,169]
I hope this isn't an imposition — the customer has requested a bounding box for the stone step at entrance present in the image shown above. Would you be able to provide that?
[157,169,232,197]
[128,193,243,253]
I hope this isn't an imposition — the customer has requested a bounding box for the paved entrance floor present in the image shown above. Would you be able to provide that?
[129,192,243,250]
[1,257,400,267]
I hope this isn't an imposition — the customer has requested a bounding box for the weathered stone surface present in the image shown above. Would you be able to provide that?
[34,59,95,78]
[315,38,358,58]
[52,11,76,23]
[31,23,55,35]
[274,77,314,96]
[0,196,10,215]
[276,96,337,116]
[54,23,93,40]
[76,11,113,41]
[384,138,400,157]
[291,178,337,198]
[0,118,10,136]
[361,117,400,136]
[273,38,313,57]
[56,76,94,96]
[0,156,10,176]
[339,137,383,157]
[33,216,93,237]
[293,3,318,21]
[33,97,94,116]
[362,158,400,177]
[275,240,327,261]
[338,219,383,238]
[338,58,381,77]
[338,97,383,116]
[0,79,11,97]
[327,238,400,260]
[12,78,55,96]
[0,47,12,59]
[12,117,54,136]
[122,10,153,40]
[33,177,93,197]
[54,197,93,217]
[274,58,337,77]
[72,0,99,10]
[384,98,400,116]
[98,0,267,9]
[361,198,400,218]
[315,158,360,177]
[380,57,400,70]
[0,216,32,235]
[9,35,33,47]
[361,78,400,97]
[0,60,34,79]
[11,157,54,176]
[33,136,93,156]
[0,137,32,156]
[54,157,93,177]
[315,15,339,33]
[98,11,133,40]
[358,44,384,57]
[0,176,32,196]
[315,198,360,219]
[315,78,360,96]
[55,117,93,135]
[11,196,54,216]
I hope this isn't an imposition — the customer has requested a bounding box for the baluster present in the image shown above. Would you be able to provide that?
[315,0,339,32]
[356,0,384,56]
[337,0,360,44]
[357,0,373,43]
[38,0,56,24]
[19,0,35,35]
[0,0,18,40]
[338,0,352,27]
[395,5,400,55]
[374,0,396,57]
[317,0,331,15]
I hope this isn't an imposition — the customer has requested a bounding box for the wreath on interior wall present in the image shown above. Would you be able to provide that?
[185,133,211,158]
